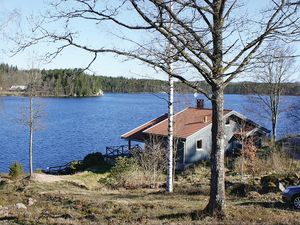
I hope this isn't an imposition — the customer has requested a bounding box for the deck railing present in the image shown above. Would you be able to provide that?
[105,144,142,157]
[46,160,83,175]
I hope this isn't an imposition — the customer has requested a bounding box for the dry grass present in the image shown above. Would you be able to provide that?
[0,172,299,225]
[235,150,299,177]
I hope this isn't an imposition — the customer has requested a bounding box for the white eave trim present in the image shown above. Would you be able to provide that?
[227,110,270,133]
[121,113,167,139]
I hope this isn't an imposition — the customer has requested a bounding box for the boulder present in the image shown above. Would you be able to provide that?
[247,191,262,200]
[261,174,281,193]
[226,182,252,197]
[0,206,9,217]
[16,203,27,209]
[28,198,36,206]
[260,173,300,193]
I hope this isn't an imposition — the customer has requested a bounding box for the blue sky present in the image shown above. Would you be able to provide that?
[0,0,299,81]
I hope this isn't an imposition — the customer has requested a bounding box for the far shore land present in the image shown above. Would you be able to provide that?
[1,90,300,97]
[0,91,104,98]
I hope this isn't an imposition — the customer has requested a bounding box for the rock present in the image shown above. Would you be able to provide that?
[0,206,9,216]
[278,182,285,192]
[96,89,104,96]
[261,173,300,193]
[261,174,281,193]
[28,198,36,206]
[16,203,27,209]
[226,182,252,197]
[247,191,261,200]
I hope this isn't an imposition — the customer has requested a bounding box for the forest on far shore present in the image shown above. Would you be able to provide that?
[0,63,299,96]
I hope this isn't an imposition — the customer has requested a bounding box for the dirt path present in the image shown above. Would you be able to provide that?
[31,173,64,183]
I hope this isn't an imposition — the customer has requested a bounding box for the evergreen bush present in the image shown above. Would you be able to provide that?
[9,161,23,179]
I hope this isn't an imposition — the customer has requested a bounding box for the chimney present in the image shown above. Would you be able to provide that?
[196,99,204,109]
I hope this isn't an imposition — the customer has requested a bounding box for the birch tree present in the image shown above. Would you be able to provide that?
[167,1,175,193]
[13,0,300,216]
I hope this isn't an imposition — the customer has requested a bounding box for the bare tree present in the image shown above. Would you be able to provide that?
[243,136,258,184]
[288,98,300,127]
[12,0,300,216]
[132,135,167,188]
[19,69,44,178]
[246,43,296,145]
[234,119,247,180]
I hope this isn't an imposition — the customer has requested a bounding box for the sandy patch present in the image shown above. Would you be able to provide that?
[31,174,64,183]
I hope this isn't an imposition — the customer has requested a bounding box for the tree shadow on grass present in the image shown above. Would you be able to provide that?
[237,201,295,211]
[157,212,191,221]
[102,193,143,200]
[158,209,218,221]
[0,216,17,221]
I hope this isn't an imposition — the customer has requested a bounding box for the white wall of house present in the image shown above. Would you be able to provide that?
[183,116,241,164]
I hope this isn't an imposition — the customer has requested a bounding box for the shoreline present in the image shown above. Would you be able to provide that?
[1,91,299,97]
[0,91,104,98]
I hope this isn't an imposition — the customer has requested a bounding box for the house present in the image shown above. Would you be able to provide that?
[121,99,270,167]
[9,85,27,92]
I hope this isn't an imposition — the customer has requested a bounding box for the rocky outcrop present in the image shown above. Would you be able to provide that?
[261,173,299,193]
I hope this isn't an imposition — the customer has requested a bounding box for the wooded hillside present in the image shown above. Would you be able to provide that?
[0,64,299,96]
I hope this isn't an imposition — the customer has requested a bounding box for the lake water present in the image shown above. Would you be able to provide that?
[0,93,299,172]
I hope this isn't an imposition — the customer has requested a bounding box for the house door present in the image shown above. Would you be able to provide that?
[176,141,185,164]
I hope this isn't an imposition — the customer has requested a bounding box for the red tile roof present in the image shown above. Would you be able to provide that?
[122,107,232,140]
[144,107,231,138]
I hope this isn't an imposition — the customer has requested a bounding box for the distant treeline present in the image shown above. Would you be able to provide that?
[0,65,103,96]
[0,64,299,96]
[40,69,102,96]
[97,76,300,96]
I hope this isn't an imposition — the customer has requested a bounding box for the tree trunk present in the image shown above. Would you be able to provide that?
[271,115,277,147]
[166,0,174,193]
[29,96,33,177]
[241,137,245,181]
[205,87,226,216]
[167,74,174,193]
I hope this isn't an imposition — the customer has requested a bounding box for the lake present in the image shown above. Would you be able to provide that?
[0,93,299,172]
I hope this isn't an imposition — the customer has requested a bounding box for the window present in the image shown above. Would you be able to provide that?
[225,118,230,126]
[196,140,203,150]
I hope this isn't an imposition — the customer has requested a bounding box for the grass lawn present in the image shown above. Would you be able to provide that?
[0,171,299,225]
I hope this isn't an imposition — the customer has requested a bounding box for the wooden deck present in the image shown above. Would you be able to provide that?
[45,144,143,174]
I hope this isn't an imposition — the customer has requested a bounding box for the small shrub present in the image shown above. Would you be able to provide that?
[179,162,210,184]
[82,152,106,169]
[9,161,23,179]
[257,146,272,159]
[65,160,84,174]
[100,157,145,188]
[0,180,7,189]
[34,169,43,174]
